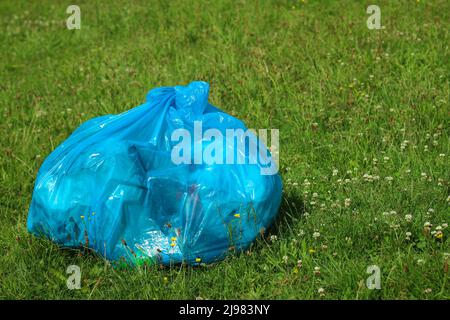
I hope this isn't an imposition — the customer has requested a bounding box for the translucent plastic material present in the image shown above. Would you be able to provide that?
[27,81,282,266]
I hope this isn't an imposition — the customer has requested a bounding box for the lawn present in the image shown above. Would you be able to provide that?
[0,0,448,299]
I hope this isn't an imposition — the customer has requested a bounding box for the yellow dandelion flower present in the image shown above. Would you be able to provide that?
[195,257,201,263]
[309,248,316,254]
[170,242,176,247]
[163,277,168,283]
[80,215,84,219]
[171,237,177,242]
[234,213,240,218]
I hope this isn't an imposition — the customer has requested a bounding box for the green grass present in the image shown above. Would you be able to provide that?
[0,0,449,299]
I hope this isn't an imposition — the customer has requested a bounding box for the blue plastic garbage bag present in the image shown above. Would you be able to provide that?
[27,81,282,266]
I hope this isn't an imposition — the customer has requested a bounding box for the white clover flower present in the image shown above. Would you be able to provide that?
[344,198,351,207]
[318,287,325,296]
[400,140,409,151]
[297,260,303,268]
[405,214,413,222]
[282,255,289,263]
[385,176,394,182]
[362,173,377,182]
[332,169,338,176]
[313,232,321,240]
[270,235,278,242]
